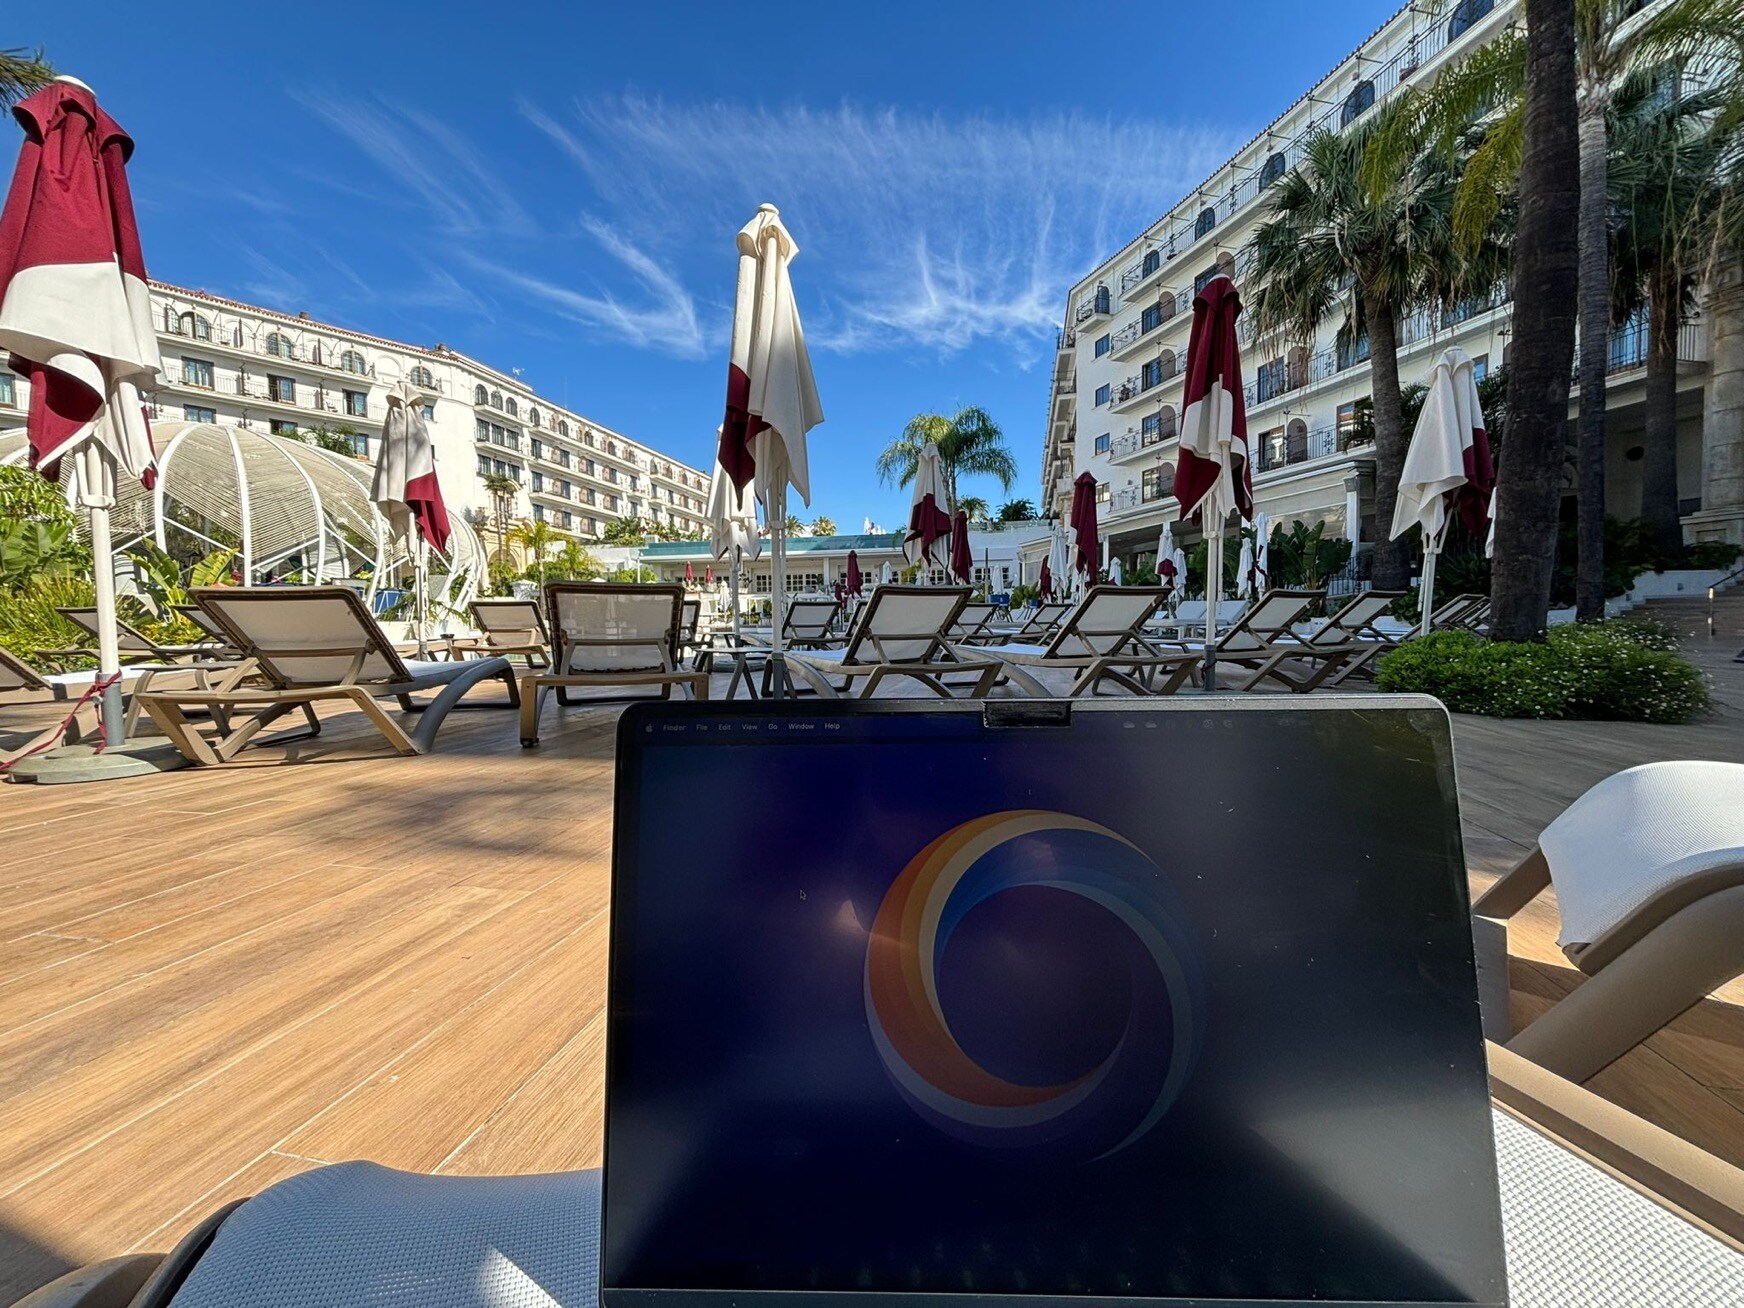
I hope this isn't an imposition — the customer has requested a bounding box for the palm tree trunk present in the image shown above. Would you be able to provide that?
[1640,266,1683,559]
[1493,0,1580,643]
[1574,90,1610,622]
[1365,295,1410,591]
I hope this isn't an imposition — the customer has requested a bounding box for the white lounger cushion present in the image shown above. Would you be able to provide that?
[162,1115,1744,1308]
[1542,762,1744,951]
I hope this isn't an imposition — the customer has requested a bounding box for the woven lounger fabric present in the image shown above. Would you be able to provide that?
[168,1111,1744,1307]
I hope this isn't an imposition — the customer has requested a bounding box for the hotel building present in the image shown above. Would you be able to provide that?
[0,282,711,548]
[1041,0,1744,573]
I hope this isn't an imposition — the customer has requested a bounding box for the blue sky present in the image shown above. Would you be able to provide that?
[20,0,1397,530]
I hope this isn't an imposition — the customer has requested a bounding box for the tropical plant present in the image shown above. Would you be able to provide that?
[0,575,97,662]
[601,516,646,545]
[1250,92,1489,591]
[0,48,52,108]
[549,541,604,581]
[810,515,837,537]
[1608,70,1735,557]
[874,407,1018,514]
[1265,520,1354,592]
[783,514,806,537]
[300,424,363,457]
[956,496,991,526]
[997,498,1038,522]
[508,518,561,584]
[126,541,236,612]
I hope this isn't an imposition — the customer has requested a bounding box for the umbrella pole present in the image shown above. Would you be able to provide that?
[1203,525,1222,693]
[415,536,431,660]
[81,443,126,744]
[768,481,787,697]
[1420,545,1439,639]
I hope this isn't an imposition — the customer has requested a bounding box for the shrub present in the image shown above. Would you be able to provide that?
[1684,540,1741,571]
[1376,620,1708,724]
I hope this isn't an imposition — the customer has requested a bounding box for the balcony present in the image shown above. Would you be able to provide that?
[1074,286,1113,326]
[1571,311,1707,387]
[1110,361,1179,414]
[1118,252,1170,302]
[1109,304,1184,362]
[1109,472,1175,515]
[1108,420,1177,464]
[1254,425,1340,473]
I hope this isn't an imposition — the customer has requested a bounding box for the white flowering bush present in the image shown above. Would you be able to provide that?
[1376,621,1708,724]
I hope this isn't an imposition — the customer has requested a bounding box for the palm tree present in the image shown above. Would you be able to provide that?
[1380,0,1743,618]
[1492,0,1581,641]
[508,518,561,584]
[0,48,51,108]
[810,515,837,536]
[957,496,991,525]
[783,514,806,537]
[997,498,1038,522]
[1609,70,1734,557]
[875,407,1017,514]
[549,540,602,580]
[480,473,520,573]
[1250,96,1478,590]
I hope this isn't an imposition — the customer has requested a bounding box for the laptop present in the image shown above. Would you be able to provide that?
[604,697,1508,1308]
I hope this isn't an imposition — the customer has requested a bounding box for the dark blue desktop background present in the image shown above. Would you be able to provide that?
[603,706,1507,1305]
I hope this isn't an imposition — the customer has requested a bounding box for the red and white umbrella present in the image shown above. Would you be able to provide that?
[949,509,973,584]
[903,440,950,572]
[1068,472,1098,582]
[0,78,160,749]
[1391,347,1495,635]
[1175,274,1252,687]
[717,204,823,687]
[372,378,450,655]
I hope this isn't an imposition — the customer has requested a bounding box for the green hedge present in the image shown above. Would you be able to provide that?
[1375,620,1708,724]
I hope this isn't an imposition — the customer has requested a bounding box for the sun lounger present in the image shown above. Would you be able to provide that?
[947,601,1001,645]
[983,586,1198,698]
[135,587,518,764]
[679,598,704,666]
[982,601,1071,647]
[38,606,220,668]
[452,599,552,667]
[1155,589,1321,687]
[782,585,999,699]
[519,583,707,745]
[173,604,243,654]
[1473,761,1744,1082]
[1223,589,1408,692]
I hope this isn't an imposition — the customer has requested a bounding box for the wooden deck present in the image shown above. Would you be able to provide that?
[0,634,1741,1303]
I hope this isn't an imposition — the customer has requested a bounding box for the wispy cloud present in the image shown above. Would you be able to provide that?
[523,95,1245,360]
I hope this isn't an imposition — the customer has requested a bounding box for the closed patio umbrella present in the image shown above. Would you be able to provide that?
[1234,535,1254,600]
[1391,347,1494,636]
[880,560,893,586]
[1048,523,1073,601]
[716,204,824,692]
[1253,510,1271,593]
[707,456,760,640]
[1174,274,1252,690]
[1068,472,1098,586]
[903,441,950,574]
[1038,558,1054,601]
[1107,553,1123,586]
[0,78,168,778]
[372,377,451,658]
[950,509,972,584]
[845,549,863,598]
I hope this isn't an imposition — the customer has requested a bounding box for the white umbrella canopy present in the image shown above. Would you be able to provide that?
[1107,553,1123,586]
[715,203,824,689]
[1047,525,1073,600]
[1391,347,1495,635]
[706,455,760,641]
[902,441,951,572]
[372,378,451,656]
[1253,510,1270,594]
[1234,537,1255,600]
[0,77,161,758]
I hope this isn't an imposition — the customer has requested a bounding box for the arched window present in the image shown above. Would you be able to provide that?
[558,420,569,437]
[340,349,367,375]
[1259,152,1287,188]
[504,397,518,418]
[475,383,489,405]
[412,365,434,389]
[178,311,211,341]
[529,406,541,427]
[1194,207,1216,239]
[490,389,503,410]
[1447,0,1494,41]
[264,331,294,359]
[1341,80,1375,127]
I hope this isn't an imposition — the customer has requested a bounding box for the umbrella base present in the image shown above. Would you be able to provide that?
[7,740,189,786]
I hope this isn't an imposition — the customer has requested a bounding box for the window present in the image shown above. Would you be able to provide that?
[412,365,435,389]
[584,457,596,475]
[1094,383,1111,407]
[421,403,434,420]
[529,406,541,427]
[1259,152,1287,188]
[504,397,518,418]
[0,373,14,406]
[556,449,571,468]
[182,357,214,388]
[1142,465,1171,502]
[561,511,573,530]
[343,390,367,418]
[1095,481,1111,505]
[1141,248,1161,277]
[558,420,569,437]
[1094,433,1111,454]
[1337,399,1369,446]
[533,504,546,523]
[1094,334,1111,358]
[177,311,211,341]
[269,419,299,435]
[1254,356,1286,403]
[183,404,216,423]
[1471,354,1488,382]
[1194,208,1216,239]
[531,438,544,461]
[267,374,296,404]
[1341,80,1375,128]
[1141,304,1163,333]
[532,471,545,492]
[264,332,294,360]
[340,350,367,375]
[476,418,490,442]
[477,453,492,476]
[1141,412,1162,444]
[1447,0,1493,41]
[490,389,503,410]
[475,384,489,405]
[1141,358,1165,389]
[1336,332,1371,371]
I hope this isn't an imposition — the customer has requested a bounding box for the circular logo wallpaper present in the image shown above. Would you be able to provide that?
[864,810,1206,1161]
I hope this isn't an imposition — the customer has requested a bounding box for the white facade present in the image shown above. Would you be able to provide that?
[0,282,711,550]
[1043,0,1744,568]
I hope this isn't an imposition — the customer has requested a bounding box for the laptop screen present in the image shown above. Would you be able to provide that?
[604,699,1507,1308]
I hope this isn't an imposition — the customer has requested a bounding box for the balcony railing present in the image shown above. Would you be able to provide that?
[1109,420,1178,463]
[1074,287,1113,325]
[1573,312,1706,382]
[1112,360,1180,408]
[1110,474,1175,513]
[1255,425,1340,473]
